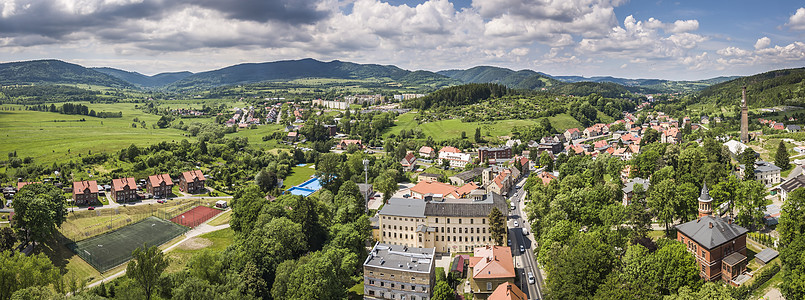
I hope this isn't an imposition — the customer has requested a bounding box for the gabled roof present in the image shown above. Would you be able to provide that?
[16,182,40,190]
[112,177,137,192]
[411,180,458,196]
[73,180,99,194]
[566,128,579,134]
[453,183,480,198]
[675,215,748,250]
[469,245,515,279]
[439,146,461,153]
[401,152,417,166]
[489,282,527,300]
[148,174,174,186]
[538,171,557,185]
[419,146,434,154]
[780,174,805,192]
[182,170,205,183]
[754,248,779,264]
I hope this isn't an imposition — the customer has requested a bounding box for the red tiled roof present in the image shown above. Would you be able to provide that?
[148,174,173,186]
[566,128,579,133]
[470,245,515,279]
[410,181,457,196]
[182,170,205,183]
[112,177,137,192]
[73,180,99,194]
[419,146,434,154]
[452,182,479,198]
[402,152,416,166]
[439,146,460,153]
[538,171,557,185]
[17,182,40,190]
[489,282,527,300]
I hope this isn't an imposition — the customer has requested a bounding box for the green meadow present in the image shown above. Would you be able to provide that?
[384,112,582,141]
[0,103,196,163]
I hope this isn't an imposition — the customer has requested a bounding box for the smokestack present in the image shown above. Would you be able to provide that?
[742,86,747,105]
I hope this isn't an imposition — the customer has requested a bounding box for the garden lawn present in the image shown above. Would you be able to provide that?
[284,165,317,187]
[165,228,235,273]
[207,210,232,226]
[384,112,582,141]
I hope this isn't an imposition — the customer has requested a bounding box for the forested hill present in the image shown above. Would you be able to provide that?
[696,68,805,107]
[402,83,511,110]
[437,66,562,90]
[548,81,647,98]
[167,58,457,90]
[0,60,133,88]
[92,67,193,88]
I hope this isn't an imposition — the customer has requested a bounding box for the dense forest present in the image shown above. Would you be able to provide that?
[26,103,123,118]
[698,68,805,107]
[402,83,511,110]
[0,85,113,104]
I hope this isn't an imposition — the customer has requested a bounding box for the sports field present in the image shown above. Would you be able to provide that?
[69,216,187,272]
[170,206,222,227]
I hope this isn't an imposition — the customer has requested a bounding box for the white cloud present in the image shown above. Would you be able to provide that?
[754,37,771,49]
[510,47,529,56]
[715,41,805,66]
[578,15,706,59]
[668,19,698,33]
[787,7,805,31]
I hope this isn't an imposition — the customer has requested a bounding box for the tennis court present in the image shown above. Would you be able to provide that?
[170,206,222,228]
[69,216,187,272]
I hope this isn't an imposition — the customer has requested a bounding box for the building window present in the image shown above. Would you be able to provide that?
[483,219,486,224]
[487,282,492,291]
[459,219,462,224]
[471,219,474,224]
[447,218,450,224]
[435,218,439,223]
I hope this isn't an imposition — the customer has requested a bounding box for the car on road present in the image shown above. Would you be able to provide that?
[528,272,535,284]
[514,221,519,227]
[523,228,528,235]
[87,206,95,210]
[519,245,525,253]
[403,194,410,198]
[157,199,166,204]
[507,239,511,246]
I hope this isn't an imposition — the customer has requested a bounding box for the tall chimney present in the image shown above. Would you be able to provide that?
[741,86,749,143]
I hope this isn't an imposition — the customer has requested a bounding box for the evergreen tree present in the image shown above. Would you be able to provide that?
[776,140,790,170]
[488,207,506,246]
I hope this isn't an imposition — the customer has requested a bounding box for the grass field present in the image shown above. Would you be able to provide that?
[384,112,582,141]
[0,103,194,163]
[207,210,232,226]
[284,165,317,187]
[165,228,235,273]
[228,123,290,149]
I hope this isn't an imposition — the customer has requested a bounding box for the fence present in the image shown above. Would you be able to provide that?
[170,206,223,228]
[60,199,213,242]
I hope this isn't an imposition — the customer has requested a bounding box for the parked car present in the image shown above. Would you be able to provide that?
[528,272,535,284]
[157,199,166,204]
[507,239,511,246]
[519,245,524,253]
[87,206,95,210]
[514,221,519,227]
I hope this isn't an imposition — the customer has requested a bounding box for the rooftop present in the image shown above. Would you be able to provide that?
[675,215,748,250]
[623,177,650,194]
[754,248,780,264]
[363,243,434,274]
[468,245,515,279]
[488,282,526,300]
[380,192,506,218]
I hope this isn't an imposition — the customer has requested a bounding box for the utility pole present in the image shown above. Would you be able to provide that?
[363,159,369,214]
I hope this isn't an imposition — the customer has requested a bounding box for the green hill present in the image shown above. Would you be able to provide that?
[548,82,639,98]
[437,66,562,90]
[697,68,805,107]
[168,58,456,91]
[92,67,193,88]
[0,60,133,88]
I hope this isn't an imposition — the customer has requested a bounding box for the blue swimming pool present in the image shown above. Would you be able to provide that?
[287,177,322,197]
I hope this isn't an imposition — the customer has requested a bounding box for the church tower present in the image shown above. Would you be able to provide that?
[741,86,749,143]
[698,182,713,218]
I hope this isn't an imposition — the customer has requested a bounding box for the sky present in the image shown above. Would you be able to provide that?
[0,0,804,80]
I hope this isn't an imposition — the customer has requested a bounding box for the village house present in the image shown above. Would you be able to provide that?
[179,170,206,194]
[336,139,363,150]
[111,177,138,203]
[468,245,516,300]
[488,282,526,300]
[478,146,513,164]
[286,131,298,142]
[417,173,441,183]
[418,146,435,158]
[662,127,682,144]
[537,171,558,185]
[563,128,581,141]
[146,174,174,198]
[401,152,417,171]
[16,181,40,190]
[676,183,749,286]
[738,161,782,186]
[438,146,471,168]
[363,243,435,300]
[449,167,485,186]
[73,180,98,205]
[622,177,650,205]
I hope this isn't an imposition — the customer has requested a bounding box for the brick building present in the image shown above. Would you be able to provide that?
[72,180,98,205]
[675,183,749,285]
[363,243,435,300]
[478,146,513,163]
[147,174,174,198]
[111,177,138,203]
[179,170,206,194]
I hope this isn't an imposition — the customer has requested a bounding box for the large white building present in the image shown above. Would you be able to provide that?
[739,161,782,186]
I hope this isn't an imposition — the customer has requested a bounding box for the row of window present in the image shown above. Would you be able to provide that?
[367,280,428,292]
[366,289,427,300]
[381,216,487,225]
[382,225,487,235]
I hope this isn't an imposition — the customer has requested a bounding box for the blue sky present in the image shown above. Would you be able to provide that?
[0,0,803,80]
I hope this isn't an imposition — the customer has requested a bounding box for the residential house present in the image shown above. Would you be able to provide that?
[701,116,710,124]
[563,128,581,141]
[336,139,363,150]
[662,127,682,144]
[676,184,749,285]
[111,177,138,203]
[146,174,174,198]
[449,167,485,186]
[363,243,435,300]
[401,153,417,171]
[778,173,805,201]
[418,173,441,183]
[537,171,557,185]
[419,146,435,158]
[286,131,298,142]
[358,183,375,203]
[468,245,516,300]
[180,170,206,194]
[438,146,471,168]
[786,125,802,132]
[488,283,526,300]
[16,181,40,190]
[772,123,785,131]
[73,180,98,205]
[622,177,650,205]
[738,161,782,186]
[538,142,562,155]
[478,146,513,164]
[378,192,507,252]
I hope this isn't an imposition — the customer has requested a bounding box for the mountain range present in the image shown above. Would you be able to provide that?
[0,58,751,95]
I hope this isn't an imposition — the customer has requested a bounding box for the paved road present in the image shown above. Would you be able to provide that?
[507,176,544,300]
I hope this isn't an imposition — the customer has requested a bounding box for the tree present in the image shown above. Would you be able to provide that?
[540,151,554,171]
[127,244,170,300]
[776,140,790,170]
[474,127,482,143]
[374,173,398,204]
[11,183,66,246]
[254,169,277,193]
[156,115,170,128]
[545,232,616,300]
[0,227,16,251]
[740,148,757,181]
[666,282,734,300]
[127,144,140,161]
[0,251,59,300]
[780,235,805,300]
[270,247,358,300]
[316,153,343,189]
[779,188,805,246]
[488,207,506,246]
[648,179,676,231]
[734,179,766,231]
[431,281,455,300]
